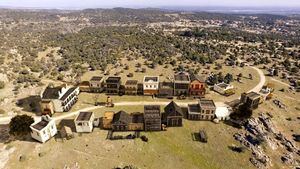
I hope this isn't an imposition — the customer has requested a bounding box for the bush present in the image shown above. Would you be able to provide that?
[9,115,34,136]
[0,81,5,89]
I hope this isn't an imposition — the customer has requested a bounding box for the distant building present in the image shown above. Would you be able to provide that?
[74,112,95,133]
[162,101,183,127]
[213,82,234,95]
[102,111,114,129]
[174,72,190,96]
[189,73,206,97]
[78,81,91,92]
[158,81,174,98]
[187,99,216,120]
[125,80,138,95]
[105,77,121,94]
[30,115,57,143]
[144,105,161,131]
[143,76,159,96]
[40,84,79,115]
[241,92,261,110]
[89,76,104,93]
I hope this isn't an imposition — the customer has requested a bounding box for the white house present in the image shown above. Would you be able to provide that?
[40,84,80,115]
[215,106,232,121]
[143,76,159,95]
[213,82,234,95]
[74,112,95,133]
[30,115,57,143]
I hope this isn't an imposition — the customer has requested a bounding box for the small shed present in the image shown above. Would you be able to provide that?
[199,130,207,143]
[60,126,74,140]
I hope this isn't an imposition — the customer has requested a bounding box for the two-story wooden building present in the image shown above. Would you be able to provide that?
[187,99,216,121]
[162,101,183,127]
[189,73,206,97]
[89,76,104,93]
[105,77,121,95]
[174,72,190,96]
[240,91,261,110]
[144,105,161,131]
[125,80,138,95]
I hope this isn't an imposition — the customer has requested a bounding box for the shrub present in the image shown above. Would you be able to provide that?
[9,115,34,136]
[0,81,5,89]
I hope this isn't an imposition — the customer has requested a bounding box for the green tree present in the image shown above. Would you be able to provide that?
[9,115,34,136]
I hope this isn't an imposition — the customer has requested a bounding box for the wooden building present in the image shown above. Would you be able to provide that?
[125,80,138,95]
[187,99,216,120]
[112,111,130,131]
[102,111,114,129]
[158,81,174,98]
[128,113,144,131]
[144,105,161,131]
[143,76,159,96]
[162,101,183,127]
[78,81,91,92]
[111,111,144,131]
[241,92,261,110]
[189,73,206,97]
[174,72,190,96]
[106,77,121,94]
[89,76,104,93]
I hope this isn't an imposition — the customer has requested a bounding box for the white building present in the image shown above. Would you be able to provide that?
[40,84,80,115]
[30,115,57,143]
[213,82,234,95]
[74,112,95,133]
[143,76,159,95]
[215,106,232,121]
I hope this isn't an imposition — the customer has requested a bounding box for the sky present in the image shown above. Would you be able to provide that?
[1,0,300,9]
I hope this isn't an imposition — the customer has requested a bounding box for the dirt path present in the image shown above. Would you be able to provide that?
[247,66,265,93]
[270,78,290,87]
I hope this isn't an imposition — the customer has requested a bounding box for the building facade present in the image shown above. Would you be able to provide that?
[174,72,190,96]
[74,112,95,133]
[143,76,159,96]
[158,81,174,98]
[30,115,57,143]
[125,80,138,95]
[144,105,161,131]
[162,101,183,127]
[106,77,121,94]
[89,76,104,93]
[187,99,216,120]
[241,92,261,110]
[40,85,80,115]
[189,73,206,97]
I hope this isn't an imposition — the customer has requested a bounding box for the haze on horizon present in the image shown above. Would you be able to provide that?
[1,0,300,9]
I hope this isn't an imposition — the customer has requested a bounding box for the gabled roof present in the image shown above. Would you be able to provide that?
[112,111,131,124]
[164,101,183,116]
[190,73,206,83]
